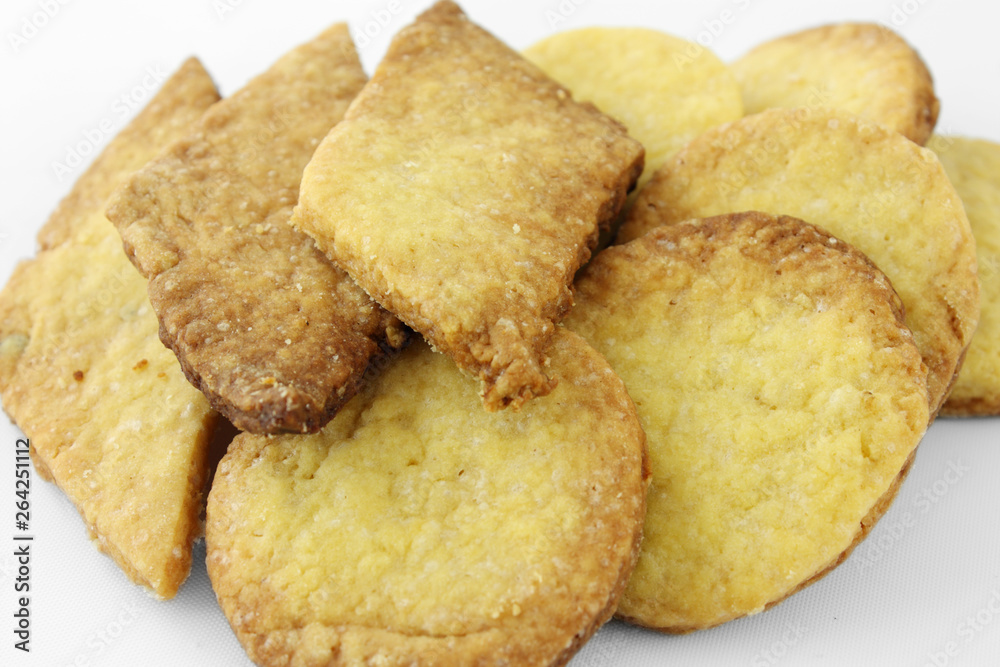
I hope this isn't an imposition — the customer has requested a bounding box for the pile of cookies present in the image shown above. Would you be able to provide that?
[1,1,997,665]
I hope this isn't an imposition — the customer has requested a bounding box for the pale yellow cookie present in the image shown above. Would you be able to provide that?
[206,330,648,666]
[928,136,1000,415]
[566,211,929,632]
[622,107,978,416]
[0,59,220,598]
[291,1,644,412]
[524,27,743,189]
[732,23,939,144]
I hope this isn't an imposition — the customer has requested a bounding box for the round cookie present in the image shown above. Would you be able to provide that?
[620,107,978,417]
[523,27,743,190]
[206,330,648,666]
[566,212,930,632]
[928,136,1000,415]
[731,22,939,145]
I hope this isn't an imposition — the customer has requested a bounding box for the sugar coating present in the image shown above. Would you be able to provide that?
[567,212,929,631]
[207,330,648,666]
[622,107,979,416]
[107,24,407,435]
[0,59,219,599]
[732,23,939,145]
[291,1,644,412]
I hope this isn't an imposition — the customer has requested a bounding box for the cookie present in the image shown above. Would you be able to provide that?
[524,27,742,190]
[621,107,978,416]
[928,136,1000,415]
[290,1,644,411]
[0,58,220,598]
[206,330,648,666]
[731,22,939,144]
[106,24,409,435]
[566,211,929,631]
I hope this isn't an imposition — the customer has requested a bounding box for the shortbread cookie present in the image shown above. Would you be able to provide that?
[928,136,1000,415]
[207,330,648,666]
[0,59,220,598]
[566,212,929,632]
[291,1,644,411]
[622,107,978,416]
[524,27,742,189]
[732,23,939,144]
[107,24,408,435]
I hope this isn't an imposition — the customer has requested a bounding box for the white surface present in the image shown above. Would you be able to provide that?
[0,0,998,665]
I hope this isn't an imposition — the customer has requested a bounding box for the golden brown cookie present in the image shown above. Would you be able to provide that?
[621,107,978,417]
[928,136,1000,415]
[731,22,939,144]
[206,330,648,666]
[524,27,742,190]
[290,1,644,412]
[0,58,220,599]
[107,24,408,435]
[566,211,929,632]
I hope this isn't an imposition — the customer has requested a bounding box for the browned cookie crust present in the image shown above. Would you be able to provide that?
[207,330,648,666]
[567,212,929,631]
[621,108,978,417]
[291,1,644,412]
[0,58,220,599]
[732,22,939,145]
[107,24,408,435]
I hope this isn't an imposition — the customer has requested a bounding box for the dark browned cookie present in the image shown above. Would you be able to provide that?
[107,24,409,434]
[291,1,644,411]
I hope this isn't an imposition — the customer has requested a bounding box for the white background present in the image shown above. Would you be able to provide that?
[1,0,999,665]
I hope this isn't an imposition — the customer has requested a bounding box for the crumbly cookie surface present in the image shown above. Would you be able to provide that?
[107,24,408,435]
[206,329,648,667]
[929,136,1000,415]
[0,58,220,598]
[291,1,643,411]
[732,22,939,144]
[567,212,929,631]
[621,107,978,416]
[524,26,742,190]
